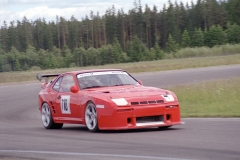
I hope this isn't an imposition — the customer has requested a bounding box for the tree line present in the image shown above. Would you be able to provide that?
[0,0,240,72]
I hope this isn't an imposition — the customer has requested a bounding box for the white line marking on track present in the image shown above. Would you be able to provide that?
[0,150,193,160]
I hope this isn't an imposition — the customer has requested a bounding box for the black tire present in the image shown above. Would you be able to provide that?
[85,102,98,132]
[41,103,63,129]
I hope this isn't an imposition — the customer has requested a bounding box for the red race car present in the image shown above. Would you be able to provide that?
[37,69,183,132]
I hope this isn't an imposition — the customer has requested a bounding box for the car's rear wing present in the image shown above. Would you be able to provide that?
[36,74,60,82]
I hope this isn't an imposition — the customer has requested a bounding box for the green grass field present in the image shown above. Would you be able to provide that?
[0,54,240,83]
[166,77,240,117]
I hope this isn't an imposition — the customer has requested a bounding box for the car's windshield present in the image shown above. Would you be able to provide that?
[77,71,139,89]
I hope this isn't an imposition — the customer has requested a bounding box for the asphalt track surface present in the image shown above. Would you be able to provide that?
[0,64,240,160]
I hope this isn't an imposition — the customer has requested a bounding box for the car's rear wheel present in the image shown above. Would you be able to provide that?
[85,102,98,132]
[41,103,63,129]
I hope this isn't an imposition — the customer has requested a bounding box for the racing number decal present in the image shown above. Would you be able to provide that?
[60,95,71,114]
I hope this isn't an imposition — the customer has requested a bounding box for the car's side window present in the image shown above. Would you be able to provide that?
[59,74,75,92]
[53,77,63,91]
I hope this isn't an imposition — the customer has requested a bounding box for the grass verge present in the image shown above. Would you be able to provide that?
[172,43,240,58]
[0,54,240,83]
[165,77,240,117]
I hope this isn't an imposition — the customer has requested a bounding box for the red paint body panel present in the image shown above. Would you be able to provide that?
[38,69,183,130]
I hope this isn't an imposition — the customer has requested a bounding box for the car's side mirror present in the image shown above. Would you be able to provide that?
[70,86,79,93]
[138,80,143,85]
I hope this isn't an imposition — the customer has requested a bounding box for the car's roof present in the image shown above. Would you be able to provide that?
[65,69,125,75]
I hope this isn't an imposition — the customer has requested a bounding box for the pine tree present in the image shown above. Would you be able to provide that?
[204,25,226,47]
[153,5,158,45]
[68,16,79,51]
[144,4,151,49]
[112,37,124,63]
[186,2,194,36]
[179,2,188,32]
[34,19,44,50]
[8,47,19,71]
[119,9,126,51]
[132,0,143,41]
[1,21,9,52]
[59,17,69,48]
[226,0,240,25]
[44,22,53,50]
[86,47,100,65]
[90,11,95,48]
[225,22,240,44]
[154,42,164,60]
[166,1,175,38]
[14,58,21,71]
[194,0,203,29]
[8,21,19,51]
[166,34,178,53]
[84,16,90,49]
[56,16,61,50]
[191,28,204,47]
[0,54,3,72]
[127,35,144,61]
[96,12,101,48]
[181,29,190,48]
[26,45,38,67]
[99,45,111,64]
[0,29,2,51]
[38,49,48,69]
[159,4,168,48]
[173,1,182,44]
[74,47,86,67]
[47,53,57,69]
[21,17,33,51]
[105,6,117,44]
[62,45,73,67]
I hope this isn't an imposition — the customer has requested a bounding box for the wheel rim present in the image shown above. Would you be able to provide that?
[85,103,97,130]
[41,103,51,127]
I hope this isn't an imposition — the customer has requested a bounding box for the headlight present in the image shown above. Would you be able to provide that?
[111,98,128,106]
[161,94,175,102]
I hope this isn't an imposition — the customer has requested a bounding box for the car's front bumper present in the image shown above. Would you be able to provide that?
[97,103,183,130]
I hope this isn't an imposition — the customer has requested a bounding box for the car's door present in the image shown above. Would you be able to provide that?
[54,74,81,122]
[49,76,63,117]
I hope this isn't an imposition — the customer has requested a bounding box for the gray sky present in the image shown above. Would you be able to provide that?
[0,0,194,25]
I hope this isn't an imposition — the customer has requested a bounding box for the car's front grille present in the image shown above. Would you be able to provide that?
[157,100,164,103]
[131,100,164,105]
[131,102,139,105]
[136,115,164,126]
[140,101,148,104]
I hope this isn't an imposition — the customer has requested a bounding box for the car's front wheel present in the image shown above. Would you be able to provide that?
[41,103,63,129]
[85,102,98,132]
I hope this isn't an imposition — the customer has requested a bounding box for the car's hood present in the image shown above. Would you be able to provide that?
[85,85,174,103]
